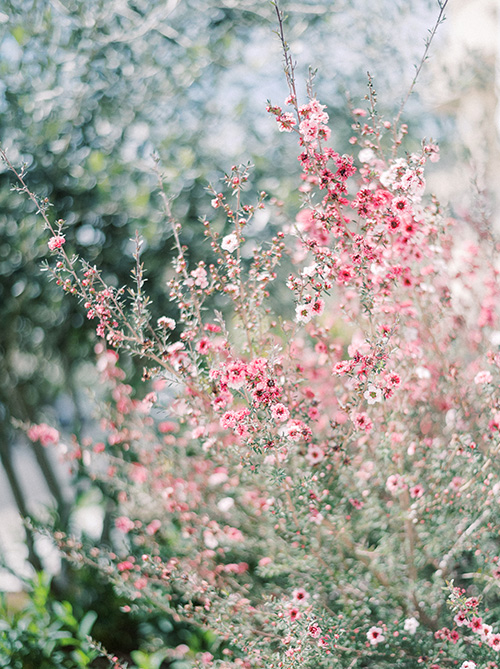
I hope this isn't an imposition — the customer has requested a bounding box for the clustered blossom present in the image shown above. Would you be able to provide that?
[18,40,500,669]
[27,422,59,446]
[47,234,66,250]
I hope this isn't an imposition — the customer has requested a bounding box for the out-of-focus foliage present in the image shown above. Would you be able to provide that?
[0,571,99,668]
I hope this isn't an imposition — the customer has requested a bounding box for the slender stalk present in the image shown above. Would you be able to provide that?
[392,0,449,151]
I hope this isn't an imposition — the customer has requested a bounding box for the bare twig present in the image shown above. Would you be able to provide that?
[392,0,449,149]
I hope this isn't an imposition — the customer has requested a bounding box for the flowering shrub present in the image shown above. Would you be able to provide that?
[5,2,500,668]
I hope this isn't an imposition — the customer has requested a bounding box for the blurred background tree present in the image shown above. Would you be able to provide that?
[0,0,459,661]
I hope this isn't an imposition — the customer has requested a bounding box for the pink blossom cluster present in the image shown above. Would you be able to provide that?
[27,422,60,446]
[20,28,500,669]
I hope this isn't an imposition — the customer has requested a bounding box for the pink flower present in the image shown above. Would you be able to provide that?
[386,474,406,495]
[117,560,134,572]
[352,412,373,433]
[454,611,469,627]
[285,419,312,442]
[115,516,135,533]
[311,298,325,316]
[308,623,322,639]
[271,403,290,423]
[305,444,325,465]
[367,626,385,646]
[276,112,297,132]
[470,617,483,634]
[292,588,310,604]
[190,266,209,289]
[474,370,492,385]
[130,464,148,484]
[27,423,60,447]
[47,234,65,251]
[223,361,248,389]
[410,484,424,499]
[146,519,161,535]
[220,411,237,430]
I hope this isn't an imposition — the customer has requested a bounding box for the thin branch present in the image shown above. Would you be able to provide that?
[392,0,449,145]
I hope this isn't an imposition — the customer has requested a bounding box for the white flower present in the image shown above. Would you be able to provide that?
[358,148,375,164]
[403,617,419,635]
[460,662,476,669]
[221,233,239,253]
[302,263,317,278]
[203,530,218,549]
[364,384,382,405]
[217,497,235,512]
[295,303,313,324]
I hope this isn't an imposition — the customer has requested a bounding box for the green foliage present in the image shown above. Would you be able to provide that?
[130,649,170,669]
[0,572,99,668]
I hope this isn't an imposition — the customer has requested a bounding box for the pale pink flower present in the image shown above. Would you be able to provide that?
[386,474,406,495]
[410,484,424,499]
[190,266,209,289]
[157,316,176,329]
[221,233,239,252]
[292,588,310,604]
[285,419,312,442]
[454,611,469,627]
[309,510,324,525]
[130,464,148,484]
[295,302,313,324]
[115,516,135,533]
[203,530,218,549]
[481,624,493,640]
[474,370,492,385]
[305,444,325,465]
[367,626,385,646]
[224,361,248,389]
